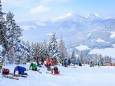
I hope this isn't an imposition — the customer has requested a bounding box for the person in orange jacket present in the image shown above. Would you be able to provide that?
[46,58,51,71]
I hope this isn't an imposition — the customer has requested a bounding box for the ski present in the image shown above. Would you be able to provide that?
[72,67,76,68]
[29,69,42,74]
[37,70,42,74]
[46,72,52,74]
[9,73,27,78]
[3,75,19,80]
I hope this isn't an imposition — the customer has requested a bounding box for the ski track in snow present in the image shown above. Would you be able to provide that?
[0,64,115,86]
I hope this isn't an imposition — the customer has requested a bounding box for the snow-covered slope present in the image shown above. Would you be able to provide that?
[1,64,115,86]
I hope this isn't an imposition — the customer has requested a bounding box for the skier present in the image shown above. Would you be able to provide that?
[60,59,64,66]
[51,66,59,74]
[64,59,67,67]
[14,66,27,75]
[67,58,71,65]
[46,58,51,71]
[29,62,38,71]
[90,61,94,67]
[40,58,44,65]
[0,61,2,73]
[51,58,55,66]
[36,57,39,66]
[79,61,82,66]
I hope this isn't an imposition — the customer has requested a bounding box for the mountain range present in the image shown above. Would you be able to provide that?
[19,14,115,50]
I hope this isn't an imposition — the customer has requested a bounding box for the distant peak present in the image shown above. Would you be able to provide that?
[52,12,73,22]
[86,13,102,19]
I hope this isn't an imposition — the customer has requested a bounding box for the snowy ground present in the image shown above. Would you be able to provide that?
[0,64,115,86]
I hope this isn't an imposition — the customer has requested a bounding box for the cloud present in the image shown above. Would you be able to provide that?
[30,5,50,14]
[21,25,36,31]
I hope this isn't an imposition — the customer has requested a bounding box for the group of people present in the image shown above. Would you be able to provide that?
[12,57,83,76]
[0,57,84,76]
[43,58,59,74]
[60,58,82,67]
[0,57,60,76]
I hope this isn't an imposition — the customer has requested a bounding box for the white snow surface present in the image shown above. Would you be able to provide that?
[1,64,115,86]
[112,44,115,47]
[110,32,115,38]
[89,48,115,58]
[76,45,90,50]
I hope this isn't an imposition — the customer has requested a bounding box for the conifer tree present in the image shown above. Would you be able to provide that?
[59,37,68,59]
[48,33,59,58]
[0,0,9,63]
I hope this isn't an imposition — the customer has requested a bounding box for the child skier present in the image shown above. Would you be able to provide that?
[14,66,27,75]
[51,66,59,74]
[29,62,38,71]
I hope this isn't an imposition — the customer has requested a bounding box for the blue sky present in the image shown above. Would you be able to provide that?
[2,0,115,22]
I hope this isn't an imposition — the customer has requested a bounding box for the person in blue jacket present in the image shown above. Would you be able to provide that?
[64,59,67,67]
[14,66,27,75]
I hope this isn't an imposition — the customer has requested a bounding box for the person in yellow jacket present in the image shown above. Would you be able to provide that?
[0,61,2,73]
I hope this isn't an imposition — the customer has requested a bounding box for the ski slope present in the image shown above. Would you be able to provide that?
[0,64,115,86]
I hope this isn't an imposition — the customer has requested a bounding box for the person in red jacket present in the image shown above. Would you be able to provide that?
[51,58,55,66]
[51,66,59,74]
[36,57,39,66]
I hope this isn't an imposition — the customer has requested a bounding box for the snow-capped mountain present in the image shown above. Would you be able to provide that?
[19,14,115,50]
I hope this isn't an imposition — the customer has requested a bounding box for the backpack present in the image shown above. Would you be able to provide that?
[2,68,10,74]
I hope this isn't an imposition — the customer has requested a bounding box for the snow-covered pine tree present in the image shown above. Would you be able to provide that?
[0,0,9,63]
[31,41,49,61]
[42,40,49,59]
[59,37,68,59]
[78,51,84,64]
[33,43,39,59]
[6,11,15,63]
[48,33,59,58]
[71,50,75,59]
[98,54,104,66]
[30,42,35,61]
[6,11,22,64]
[24,41,33,61]
[15,41,32,64]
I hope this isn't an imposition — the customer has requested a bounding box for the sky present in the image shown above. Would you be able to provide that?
[2,0,115,23]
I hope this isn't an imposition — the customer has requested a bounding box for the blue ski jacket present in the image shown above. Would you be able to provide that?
[14,66,25,75]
